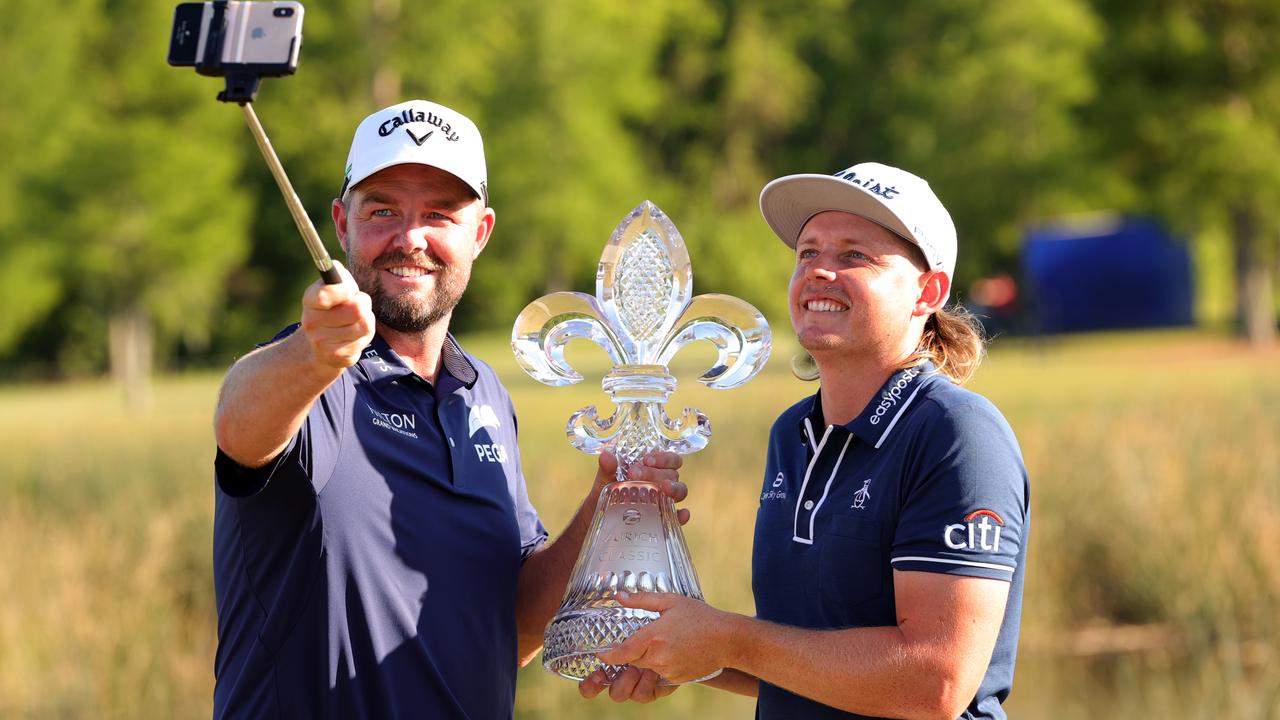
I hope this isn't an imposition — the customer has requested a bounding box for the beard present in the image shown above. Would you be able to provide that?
[348,248,471,333]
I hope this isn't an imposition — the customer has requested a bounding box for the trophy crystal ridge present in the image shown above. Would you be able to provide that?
[512,201,771,684]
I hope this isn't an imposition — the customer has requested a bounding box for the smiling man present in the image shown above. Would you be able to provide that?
[581,163,1030,719]
[210,100,686,719]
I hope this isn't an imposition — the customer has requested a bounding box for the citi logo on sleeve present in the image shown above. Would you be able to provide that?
[943,509,1005,552]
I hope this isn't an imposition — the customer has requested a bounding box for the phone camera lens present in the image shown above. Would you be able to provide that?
[273,7,294,17]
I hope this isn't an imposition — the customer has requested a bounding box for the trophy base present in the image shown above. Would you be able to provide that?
[543,605,722,685]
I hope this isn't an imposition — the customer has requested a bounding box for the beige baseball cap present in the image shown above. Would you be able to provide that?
[759,161,956,279]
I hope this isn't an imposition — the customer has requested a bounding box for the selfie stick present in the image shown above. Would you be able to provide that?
[237,102,342,285]
[187,0,338,285]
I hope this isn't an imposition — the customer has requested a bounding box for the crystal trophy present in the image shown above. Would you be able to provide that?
[511,201,771,684]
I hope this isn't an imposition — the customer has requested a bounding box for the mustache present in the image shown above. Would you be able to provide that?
[372,250,444,272]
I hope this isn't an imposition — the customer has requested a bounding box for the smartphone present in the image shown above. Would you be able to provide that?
[168,1,304,77]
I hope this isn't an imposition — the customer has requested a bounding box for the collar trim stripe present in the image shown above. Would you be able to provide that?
[803,434,854,542]
[791,425,833,545]
[803,417,818,455]
[873,380,927,449]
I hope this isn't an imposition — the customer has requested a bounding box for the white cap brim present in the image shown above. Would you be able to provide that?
[344,155,484,205]
[759,173,919,252]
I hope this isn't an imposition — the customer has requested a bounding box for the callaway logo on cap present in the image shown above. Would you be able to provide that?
[341,99,488,205]
[758,161,957,292]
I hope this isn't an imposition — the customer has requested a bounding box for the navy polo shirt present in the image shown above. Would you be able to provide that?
[212,328,548,720]
[752,362,1029,720]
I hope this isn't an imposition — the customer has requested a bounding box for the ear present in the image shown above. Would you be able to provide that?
[914,271,950,317]
[332,197,350,253]
[472,207,496,259]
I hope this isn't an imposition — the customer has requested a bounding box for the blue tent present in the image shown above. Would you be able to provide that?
[1022,215,1193,334]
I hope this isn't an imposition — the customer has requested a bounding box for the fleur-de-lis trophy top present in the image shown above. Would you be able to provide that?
[513,200,772,476]
[512,201,771,685]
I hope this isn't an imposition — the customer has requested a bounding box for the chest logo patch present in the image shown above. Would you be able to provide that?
[852,478,872,509]
[468,404,502,437]
[761,471,787,501]
[365,402,419,439]
[468,404,508,463]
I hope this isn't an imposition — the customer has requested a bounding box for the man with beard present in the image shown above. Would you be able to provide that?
[211,100,685,719]
[582,163,1029,719]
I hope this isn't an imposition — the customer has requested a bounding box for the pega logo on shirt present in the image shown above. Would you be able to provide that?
[468,404,501,438]
[869,367,920,425]
[468,404,508,463]
[365,402,419,439]
[943,509,1005,552]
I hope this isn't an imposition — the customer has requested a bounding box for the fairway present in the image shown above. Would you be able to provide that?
[0,330,1276,719]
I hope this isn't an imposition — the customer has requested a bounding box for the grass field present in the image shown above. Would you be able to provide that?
[0,329,1276,718]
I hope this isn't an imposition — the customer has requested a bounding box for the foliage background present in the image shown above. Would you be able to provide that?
[1,0,1276,379]
[1,0,1279,718]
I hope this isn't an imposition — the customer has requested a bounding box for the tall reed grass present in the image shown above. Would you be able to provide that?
[0,331,1275,718]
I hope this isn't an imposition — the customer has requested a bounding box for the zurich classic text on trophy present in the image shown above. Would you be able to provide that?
[511,201,771,684]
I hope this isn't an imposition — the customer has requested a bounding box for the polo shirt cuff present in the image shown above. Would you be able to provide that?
[890,554,1017,581]
[215,445,292,498]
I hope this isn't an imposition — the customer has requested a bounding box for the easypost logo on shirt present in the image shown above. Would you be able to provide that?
[469,404,508,463]
[869,367,921,425]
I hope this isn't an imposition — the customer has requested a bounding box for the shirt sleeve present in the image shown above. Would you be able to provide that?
[890,397,1028,581]
[214,326,350,498]
[506,395,549,561]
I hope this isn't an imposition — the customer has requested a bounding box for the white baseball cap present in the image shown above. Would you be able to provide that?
[759,161,956,279]
[340,99,488,205]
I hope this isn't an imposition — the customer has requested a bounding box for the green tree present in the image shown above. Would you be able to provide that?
[0,0,100,361]
[39,0,252,400]
[789,0,1103,288]
[1087,0,1280,344]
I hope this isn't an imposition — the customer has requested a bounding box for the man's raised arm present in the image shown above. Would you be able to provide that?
[214,262,374,468]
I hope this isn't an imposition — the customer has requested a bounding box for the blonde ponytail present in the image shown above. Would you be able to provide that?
[905,305,986,384]
[790,306,988,384]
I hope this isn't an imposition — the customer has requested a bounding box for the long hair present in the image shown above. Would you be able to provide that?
[791,305,987,385]
[901,304,986,384]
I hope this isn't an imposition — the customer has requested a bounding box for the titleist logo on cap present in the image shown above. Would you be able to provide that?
[832,168,900,200]
[377,108,461,143]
